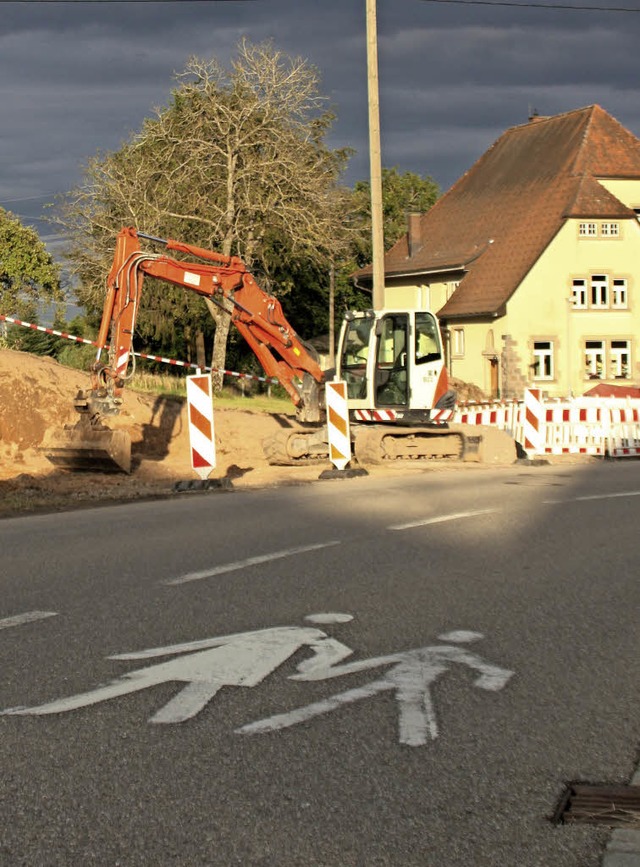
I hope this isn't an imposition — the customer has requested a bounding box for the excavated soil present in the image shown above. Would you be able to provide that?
[0,350,522,519]
[0,349,329,517]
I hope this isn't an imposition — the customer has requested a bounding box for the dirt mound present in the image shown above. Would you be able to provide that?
[0,349,318,515]
[450,377,489,404]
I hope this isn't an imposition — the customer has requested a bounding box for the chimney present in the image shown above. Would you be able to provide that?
[407,211,423,258]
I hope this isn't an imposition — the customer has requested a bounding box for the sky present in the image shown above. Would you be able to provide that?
[2,0,640,248]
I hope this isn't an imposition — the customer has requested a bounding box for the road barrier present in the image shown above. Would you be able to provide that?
[452,389,640,458]
[186,373,216,480]
[325,380,351,471]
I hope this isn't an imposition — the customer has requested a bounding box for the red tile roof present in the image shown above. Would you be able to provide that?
[361,105,640,319]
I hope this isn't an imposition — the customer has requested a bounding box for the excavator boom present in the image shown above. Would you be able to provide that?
[42,228,326,472]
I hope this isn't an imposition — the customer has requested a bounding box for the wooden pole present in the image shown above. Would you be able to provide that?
[366,0,385,310]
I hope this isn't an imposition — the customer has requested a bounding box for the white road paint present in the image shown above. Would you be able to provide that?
[305,613,353,625]
[238,633,514,747]
[388,509,497,531]
[1,612,513,747]
[0,618,355,724]
[0,611,57,631]
[544,490,640,505]
[438,630,483,643]
[164,541,341,585]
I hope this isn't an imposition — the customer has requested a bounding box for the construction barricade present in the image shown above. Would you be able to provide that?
[452,390,640,459]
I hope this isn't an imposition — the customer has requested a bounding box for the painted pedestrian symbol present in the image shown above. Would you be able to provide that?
[0,614,355,725]
[237,630,514,747]
[0,620,513,746]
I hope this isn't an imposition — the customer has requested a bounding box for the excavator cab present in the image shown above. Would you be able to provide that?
[337,308,453,418]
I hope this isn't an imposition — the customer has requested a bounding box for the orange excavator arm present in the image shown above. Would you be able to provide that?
[92,227,325,422]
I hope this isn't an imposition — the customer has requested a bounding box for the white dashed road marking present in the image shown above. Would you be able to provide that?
[388,509,497,531]
[164,541,341,585]
[0,611,58,631]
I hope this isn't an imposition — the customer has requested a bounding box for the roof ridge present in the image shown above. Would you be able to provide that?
[564,172,587,214]
[566,105,598,177]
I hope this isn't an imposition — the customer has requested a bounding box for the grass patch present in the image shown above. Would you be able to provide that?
[129,371,294,414]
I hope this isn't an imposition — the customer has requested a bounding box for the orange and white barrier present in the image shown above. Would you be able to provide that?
[452,390,640,458]
[186,373,216,479]
[326,381,351,471]
[522,388,544,454]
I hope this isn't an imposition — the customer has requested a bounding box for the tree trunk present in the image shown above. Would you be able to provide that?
[195,330,206,371]
[204,297,233,391]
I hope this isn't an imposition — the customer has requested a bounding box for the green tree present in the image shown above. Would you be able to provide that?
[0,208,61,320]
[350,167,440,268]
[57,40,352,389]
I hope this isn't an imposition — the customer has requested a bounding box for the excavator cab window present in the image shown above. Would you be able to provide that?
[415,312,442,364]
[375,314,409,407]
[341,316,374,399]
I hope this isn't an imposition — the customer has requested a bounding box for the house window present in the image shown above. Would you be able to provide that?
[585,340,605,379]
[452,327,465,357]
[572,279,587,308]
[446,281,460,301]
[611,340,630,379]
[571,273,630,309]
[533,341,554,380]
[612,278,628,308]
[601,222,620,237]
[590,274,609,308]
[579,222,598,237]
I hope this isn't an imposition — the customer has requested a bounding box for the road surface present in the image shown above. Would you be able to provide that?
[1,460,639,866]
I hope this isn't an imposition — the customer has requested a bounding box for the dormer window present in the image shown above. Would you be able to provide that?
[578,221,620,238]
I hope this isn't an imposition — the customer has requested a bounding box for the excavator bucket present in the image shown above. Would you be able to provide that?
[41,423,132,473]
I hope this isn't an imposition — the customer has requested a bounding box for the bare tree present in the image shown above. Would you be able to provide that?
[58,40,352,388]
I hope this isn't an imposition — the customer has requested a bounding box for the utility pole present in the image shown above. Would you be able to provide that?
[366,0,385,310]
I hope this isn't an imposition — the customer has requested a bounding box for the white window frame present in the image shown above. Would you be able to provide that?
[612,278,628,309]
[590,274,609,308]
[585,340,606,379]
[601,222,620,237]
[451,327,465,357]
[572,278,587,309]
[610,340,631,379]
[579,222,598,237]
[533,340,554,380]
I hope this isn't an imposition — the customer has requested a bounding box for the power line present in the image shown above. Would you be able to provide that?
[0,193,59,204]
[1,0,636,6]
[420,0,640,10]
[1,0,255,3]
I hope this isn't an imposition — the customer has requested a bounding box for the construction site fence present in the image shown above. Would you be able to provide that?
[451,389,640,458]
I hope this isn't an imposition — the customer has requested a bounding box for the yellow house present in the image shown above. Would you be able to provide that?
[357,105,640,400]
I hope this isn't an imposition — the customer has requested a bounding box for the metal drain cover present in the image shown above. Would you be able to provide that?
[554,783,640,827]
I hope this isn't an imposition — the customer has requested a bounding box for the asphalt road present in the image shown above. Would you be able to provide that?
[1,460,640,866]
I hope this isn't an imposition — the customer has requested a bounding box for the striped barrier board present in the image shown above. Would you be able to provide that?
[326,381,351,471]
[523,388,544,454]
[186,373,216,480]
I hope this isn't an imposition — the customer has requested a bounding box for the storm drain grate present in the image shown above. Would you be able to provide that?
[554,783,640,828]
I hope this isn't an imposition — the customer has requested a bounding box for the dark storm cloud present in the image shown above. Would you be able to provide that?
[2,0,640,229]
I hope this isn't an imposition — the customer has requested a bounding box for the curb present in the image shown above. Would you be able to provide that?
[603,768,640,866]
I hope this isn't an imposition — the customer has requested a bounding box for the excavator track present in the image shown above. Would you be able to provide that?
[353,425,464,466]
[262,429,330,466]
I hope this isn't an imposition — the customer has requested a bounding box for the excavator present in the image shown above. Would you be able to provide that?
[42,227,474,474]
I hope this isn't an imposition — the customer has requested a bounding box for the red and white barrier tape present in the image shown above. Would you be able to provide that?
[0,313,278,385]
